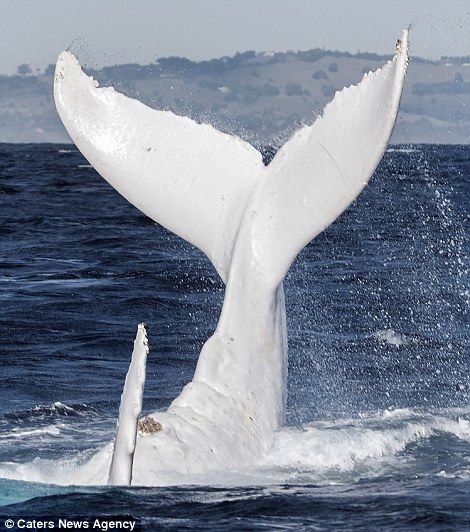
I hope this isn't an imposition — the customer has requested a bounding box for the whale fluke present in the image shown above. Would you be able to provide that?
[54,30,409,483]
[54,30,407,286]
[247,29,409,285]
[54,57,263,282]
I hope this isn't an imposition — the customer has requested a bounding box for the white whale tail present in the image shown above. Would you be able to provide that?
[54,30,408,483]
[54,30,408,286]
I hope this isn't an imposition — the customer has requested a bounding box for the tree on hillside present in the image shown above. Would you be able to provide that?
[285,83,311,97]
[17,63,32,77]
[312,69,328,80]
[321,84,336,97]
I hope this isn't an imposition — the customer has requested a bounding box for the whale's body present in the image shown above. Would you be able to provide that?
[54,31,408,485]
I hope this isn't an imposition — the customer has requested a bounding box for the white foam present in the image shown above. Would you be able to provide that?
[1,408,468,487]
[373,328,409,347]
[0,457,81,485]
[262,410,470,474]
[387,147,419,153]
[0,426,62,440]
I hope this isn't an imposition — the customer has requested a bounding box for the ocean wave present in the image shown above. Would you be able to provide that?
[4,402,93,422]
[262,408,470,475]
[0,456,82,486]
[0,425,62,440]
[0,408,468,488]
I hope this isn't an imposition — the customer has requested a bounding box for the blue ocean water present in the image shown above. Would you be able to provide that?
[0,143,468,530]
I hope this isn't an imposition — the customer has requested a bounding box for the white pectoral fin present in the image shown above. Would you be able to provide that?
[250,29,409,285]
[53,52,264,281]
[108,323,148,486]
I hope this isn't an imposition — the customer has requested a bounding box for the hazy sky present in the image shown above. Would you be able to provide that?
[1,0,469,74]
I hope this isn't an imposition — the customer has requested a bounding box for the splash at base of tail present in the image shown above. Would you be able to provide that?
[52,30,409,485]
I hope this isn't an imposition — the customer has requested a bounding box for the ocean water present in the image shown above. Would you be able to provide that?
[0,143,468,529]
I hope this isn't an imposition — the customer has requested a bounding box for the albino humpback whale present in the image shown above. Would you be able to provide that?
[53,30,409,485]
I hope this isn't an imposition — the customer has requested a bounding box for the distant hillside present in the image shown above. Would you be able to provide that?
[1,47,469,145]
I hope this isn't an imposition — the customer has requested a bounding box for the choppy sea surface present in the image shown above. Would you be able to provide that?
[0,143,468,530]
